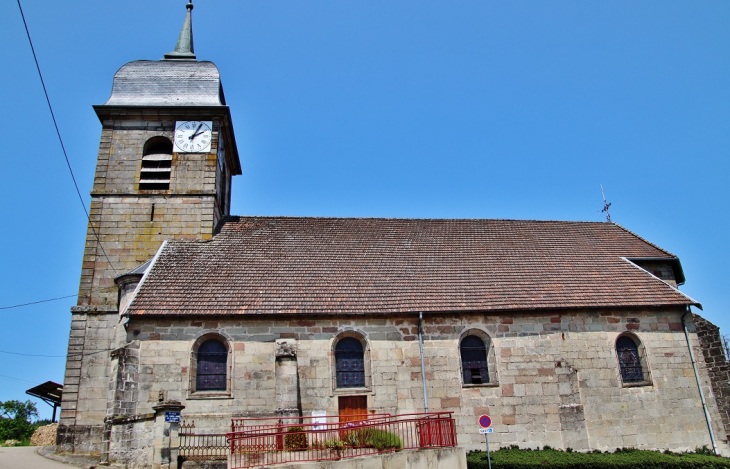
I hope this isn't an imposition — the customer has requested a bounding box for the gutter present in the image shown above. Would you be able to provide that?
[418,312,429,413]
[682,306,719,455]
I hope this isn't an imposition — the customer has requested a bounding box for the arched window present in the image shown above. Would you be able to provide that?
[460,335,489,385]
[616,335,647,384]
[196,339,227,391]
[139,136,173,190]
[335,337,365,388]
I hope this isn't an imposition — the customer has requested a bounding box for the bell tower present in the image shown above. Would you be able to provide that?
[58,2,241,453]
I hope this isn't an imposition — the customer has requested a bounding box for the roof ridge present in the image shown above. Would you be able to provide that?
[222,215,611,224]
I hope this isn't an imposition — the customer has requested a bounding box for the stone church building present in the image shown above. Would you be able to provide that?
[57,3,730,467]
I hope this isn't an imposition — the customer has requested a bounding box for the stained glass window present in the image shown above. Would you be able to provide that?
[461,335,489,384]
[197,339,227,391]
[617,336,644,383]
[335,337,365,388]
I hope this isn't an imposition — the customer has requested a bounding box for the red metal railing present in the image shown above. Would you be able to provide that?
[227,412,457,469]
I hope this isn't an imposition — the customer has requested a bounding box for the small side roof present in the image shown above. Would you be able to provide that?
[26,381,63,405]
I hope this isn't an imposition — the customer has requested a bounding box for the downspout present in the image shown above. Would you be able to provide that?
[682,306,719,455]
[418,312,429,413]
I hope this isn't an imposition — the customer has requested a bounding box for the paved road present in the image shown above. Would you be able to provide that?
[0,446,76,469]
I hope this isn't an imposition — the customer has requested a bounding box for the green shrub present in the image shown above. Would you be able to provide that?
[695,446,715,457]
[283,426,307,451]
[325,439,345,451]
[0,401,38,442]
[366,429,402,451]
[466,446,730,469]
[342,427,402,451]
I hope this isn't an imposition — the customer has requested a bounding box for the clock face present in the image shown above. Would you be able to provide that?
[174,121,213,153]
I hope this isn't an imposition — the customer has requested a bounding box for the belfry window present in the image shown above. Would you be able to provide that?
[616,335,648,384]
[196,339,227,391]
[140,137,173,190]
[335,337,365,388]
[460,335,489,385]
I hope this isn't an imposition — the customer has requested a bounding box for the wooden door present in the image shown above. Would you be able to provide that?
[338,395,367,423]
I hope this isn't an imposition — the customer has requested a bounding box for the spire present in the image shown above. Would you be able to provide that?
[164,2,196,60]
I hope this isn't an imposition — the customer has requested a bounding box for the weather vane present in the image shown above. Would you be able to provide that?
[600,184,612,223]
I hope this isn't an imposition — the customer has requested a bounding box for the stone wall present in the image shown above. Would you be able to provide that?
[109,306,728,465]
[60,114,231,456]
[695,314,730,443]
[57,308,118,455]
[226,447,468,469]
[78,119,224,307]
[107,416,155,466]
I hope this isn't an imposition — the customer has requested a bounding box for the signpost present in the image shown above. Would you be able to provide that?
[478,414,492,469]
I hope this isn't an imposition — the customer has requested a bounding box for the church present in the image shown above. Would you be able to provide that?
[57,3,730,468]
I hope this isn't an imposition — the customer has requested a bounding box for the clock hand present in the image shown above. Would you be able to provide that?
[189,122,204,140]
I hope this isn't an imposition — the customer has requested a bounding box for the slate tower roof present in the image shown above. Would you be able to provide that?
[97,0,227,109]
[102,60,226,107]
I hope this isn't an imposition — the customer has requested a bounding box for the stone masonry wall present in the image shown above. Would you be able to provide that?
[111,307,729,465]
[61,116,227,456]
[695,314,730,443]
[78,119,222,307]
[57,309,118,455]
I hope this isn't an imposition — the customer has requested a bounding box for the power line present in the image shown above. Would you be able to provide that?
[0,350,66,358]
[16,0,118,276]
[0,374,37,385]
[0,294,77,311]
[0,349,109,360]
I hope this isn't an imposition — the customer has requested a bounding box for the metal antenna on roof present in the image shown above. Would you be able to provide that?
[600,184,612,223]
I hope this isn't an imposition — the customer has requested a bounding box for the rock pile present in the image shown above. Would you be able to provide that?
[30,423,58,446]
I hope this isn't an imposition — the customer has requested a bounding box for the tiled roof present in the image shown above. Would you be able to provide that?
[102,60,224,107]
[127,217,697,316]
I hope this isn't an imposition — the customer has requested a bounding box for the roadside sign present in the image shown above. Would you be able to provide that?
[478,414,494,469]
[165,411,180,423]
[312,411,327,431]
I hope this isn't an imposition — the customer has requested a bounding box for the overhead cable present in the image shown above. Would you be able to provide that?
[0,350,66,358]
[0,294,77,311]
[16,0,118,275]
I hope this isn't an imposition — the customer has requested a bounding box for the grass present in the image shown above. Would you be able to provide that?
[0,438,31,447]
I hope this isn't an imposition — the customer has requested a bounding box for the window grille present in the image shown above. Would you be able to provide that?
[197,339,227,391]
[616,336,644,383]
[335,337,365,388]
[460,335,489,384]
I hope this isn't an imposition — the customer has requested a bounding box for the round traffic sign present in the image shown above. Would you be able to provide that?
[479,415,492,428]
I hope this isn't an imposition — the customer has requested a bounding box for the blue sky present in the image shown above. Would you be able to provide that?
[1,1,728,420]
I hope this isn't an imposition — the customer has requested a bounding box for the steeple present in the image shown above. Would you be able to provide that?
[164,2,196,60]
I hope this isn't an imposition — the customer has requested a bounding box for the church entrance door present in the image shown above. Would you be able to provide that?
[338,395,367,423]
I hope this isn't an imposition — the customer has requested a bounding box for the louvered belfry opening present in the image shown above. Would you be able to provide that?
[335,337,365,388]
[140,137,173,190]
[461,335,489,385]
[197,339,227,391]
